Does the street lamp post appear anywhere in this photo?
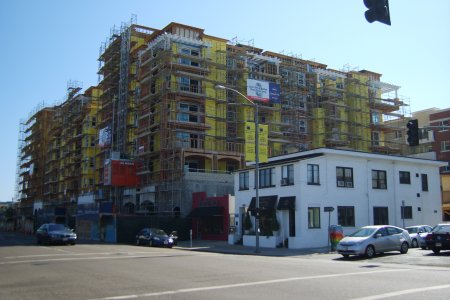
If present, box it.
[215,84,260,253]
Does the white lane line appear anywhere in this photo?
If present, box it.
[0,253,187,265]
[4,251,164,259]
[350,284,450,300]
[87,269,407,300]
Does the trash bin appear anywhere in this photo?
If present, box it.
[329,225,344,251]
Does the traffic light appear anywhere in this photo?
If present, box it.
[364,0,391,25]
[406,119,419,146]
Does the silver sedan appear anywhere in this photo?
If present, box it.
[337,225,411,258]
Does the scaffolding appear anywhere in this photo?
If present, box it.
[15,21,410,222]
[96,19,155,204]
[137,23,242,215]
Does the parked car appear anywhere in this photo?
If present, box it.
[36,223,77,245]
[337,225,411,258]
[425,224,450,254]
[405,225,433,248]
[136,228,174,248]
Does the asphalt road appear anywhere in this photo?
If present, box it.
[1,232,450,300]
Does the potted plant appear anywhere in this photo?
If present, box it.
[270,211,280,235]
[243,212,252,234]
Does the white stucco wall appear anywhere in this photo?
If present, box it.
[232,149,444,249]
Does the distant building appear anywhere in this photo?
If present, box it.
[410,108,450,220]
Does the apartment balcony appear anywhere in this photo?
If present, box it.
[369,97,403,113]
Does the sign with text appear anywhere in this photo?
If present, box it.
[244,122,268,163]
[247,79,280,103]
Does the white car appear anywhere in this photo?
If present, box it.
[405,225,433,248]
[337,225,411,258]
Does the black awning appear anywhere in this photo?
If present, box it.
[277,196,296,210]
[188,206,224,218]
[248,195,278,213]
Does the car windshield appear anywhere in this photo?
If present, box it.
[432,225,450,234]
[48,224,68,231]
[152,229,168,236]
[406,227,418,234]
[349,227,377,237]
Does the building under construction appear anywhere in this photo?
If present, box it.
[15,20,409,237]
[136,22,408,217]
[95,20,155,215]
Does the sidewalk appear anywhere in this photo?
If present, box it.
[174,240,332,257]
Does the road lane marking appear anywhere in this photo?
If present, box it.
[86,269,407,300]
[0,253,191,265]
[4,251,165,259]
[350,284,450,299]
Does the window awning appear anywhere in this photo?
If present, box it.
[248,195,278,213]
[188,206,224,218]
[277,196,296,210]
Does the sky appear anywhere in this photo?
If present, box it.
[0,0,449,202]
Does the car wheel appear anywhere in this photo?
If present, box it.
[365,245,375,258]
[412,239,418,248]
[400,242,409,254]
[432,248,441,254]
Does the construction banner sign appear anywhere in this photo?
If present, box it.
[244,122,268,163]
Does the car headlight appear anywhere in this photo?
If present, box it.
[169,238,173,243]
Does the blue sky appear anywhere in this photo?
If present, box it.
[1,0,449,202]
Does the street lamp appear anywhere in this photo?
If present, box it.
[215,84,260,253]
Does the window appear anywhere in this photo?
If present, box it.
[239,172,249,190]
[281,164,294,185]
[177,103,199,123]
[308,207,320,229]
[372,131,380,146]
[307,164,320,185]
[372,170,387,189]
[180,47,200,67]
[441,140,450,151]
[297,119,307,133]
[401,206,413,219]
[373,207,389,225]
[259,168,275,188]
[421,174,428,191]
[371,112,380,124]
[297,72,306,87]
[399,171,410,184]
[179,77,200,93]
[338,206,355,227]
[336,167,353,188]
[437,119,449,131]
[394,130,403,139]
[176,132,190,148]
[387,227,403,235]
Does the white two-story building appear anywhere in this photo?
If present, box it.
[229,148,445,249]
